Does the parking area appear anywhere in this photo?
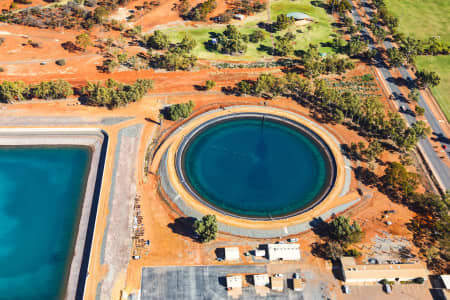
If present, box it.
[141,265,305,300]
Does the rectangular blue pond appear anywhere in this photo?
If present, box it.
[0,146,91,300]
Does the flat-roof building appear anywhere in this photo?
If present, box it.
[253,274,270,287]
[224,247,239,261]
[226,275,242,289]
[270,277,283,291]
[293,279,305,291]
[267,244,301,261]
[341,257,428,284]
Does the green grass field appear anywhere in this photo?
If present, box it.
[415,55,450,121]
[162,0,335,61]
[384,0,449,41]
[384,0,449,121]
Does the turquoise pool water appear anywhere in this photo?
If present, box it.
[181,117,333,219]
[0,146,91,300]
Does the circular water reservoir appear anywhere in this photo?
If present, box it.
[179,115,336,219]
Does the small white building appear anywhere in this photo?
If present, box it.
[293,278,305,291]
[234,14,245,20]
[226,275,242,289]
[254,249,266,257]
[253,274,270,287]
[267,244,301,261]
[224,247,240,261]
[271,277,283,291]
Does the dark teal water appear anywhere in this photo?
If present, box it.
[0,146,91,300]
[182,118,331,218]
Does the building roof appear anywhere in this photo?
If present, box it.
[224,247,239,261]
[270,277,283,290]
[341,257,428,282]
[293,279,305,291]
[267,244,301,261]
[253,274,270,286]
[441,275,450,289]
[286,12,313,20]
[226,275,242,288]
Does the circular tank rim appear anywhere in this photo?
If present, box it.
[175,112,337,221]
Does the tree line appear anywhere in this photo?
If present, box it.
[0,80,73,103]
[234,72,430,152]
[0,79,153,109]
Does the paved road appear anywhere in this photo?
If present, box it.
[348,0,450,191]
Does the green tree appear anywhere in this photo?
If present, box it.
[75,33,91,52]
[237,80,254,95]
[193,214,218,243]
[272,14,294,32]
[411,120,431,139]
[337,0,352,12]
[364,140,383,162]
[117,52,128,64]
[32,80,73,99]
[373,26,388,43]
[415,105,425,116]
[324,241,344,261]
[274,35,294,56]
[383,162,419,199]
[400,37,420,64]
[249,29,265,43]
[408,88,420,102]
[346,35,368,57]
[179,34,197,52]
[165,100,194,120]
[210,25,247,55]
[0,81,28,102]
[93,6,109,24]
[328,216,363,246]
[147,30,169,50]
[415,69,440,89]
[387,47,405,68]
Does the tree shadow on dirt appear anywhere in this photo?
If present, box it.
[168,216,198,241]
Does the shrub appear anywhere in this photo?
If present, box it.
[345,248,362,257]
[14,0,32,4]
[55,59,66,66]
[205,80,215,90]
[164,100,194,120]
[183,0,217,21]
[413,277,425,284]
[0,67,4,72]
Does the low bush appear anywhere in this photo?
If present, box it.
[55,59,66,66]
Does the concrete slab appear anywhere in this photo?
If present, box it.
[141,265,304,300]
